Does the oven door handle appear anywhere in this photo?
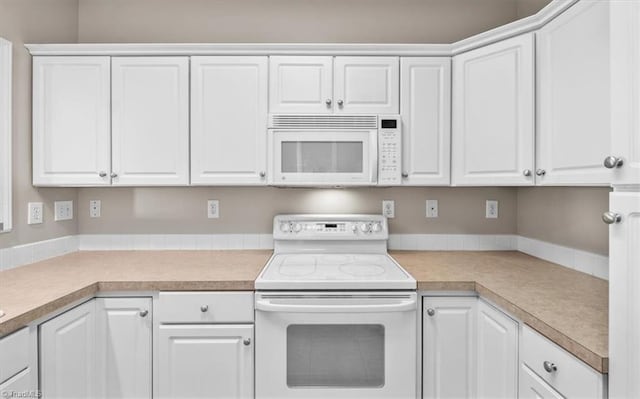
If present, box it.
[255,299,416,313]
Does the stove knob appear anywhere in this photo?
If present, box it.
[279,223,290,233]
[371,223,382,233]
[351,224,358,233]
[293,223,303,233]
[359,223,370,233]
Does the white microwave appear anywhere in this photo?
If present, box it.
[267,114,402,186]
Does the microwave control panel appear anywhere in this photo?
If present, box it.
[378,116,402,185]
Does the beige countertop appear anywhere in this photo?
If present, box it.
[0,249,608,373]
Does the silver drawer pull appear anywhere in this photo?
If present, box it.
[426,308,435,317]
[200,305,209,313]
[243,338,251,346]
[602,212,622,224]
[603,156,623,169]
[139,309,148,317]
[543,361,557,373]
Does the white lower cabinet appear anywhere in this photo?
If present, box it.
[158,324,254,399]
[0,326,37,397]
[519,363,564,399]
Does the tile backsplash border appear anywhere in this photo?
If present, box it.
[0,233,608,280]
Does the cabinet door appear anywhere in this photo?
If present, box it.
[476,300,518,399]
[334,56,399,114]
[536,0,611,185]
[400,57,451,185]
[33,56,111,186]
[40,300,96,399]
[519,364,564,399]
[452,33,535,186]
[609,191,640,399]
[269,56,333,114]
[95,298,152,399]
[158,324,253,399]
[423,297,476,399]
[112,57,189,185]
[0,369,33,396]
[610,1,640,185]
[191,56,268,185]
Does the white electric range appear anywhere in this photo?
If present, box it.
[255,215,417,399]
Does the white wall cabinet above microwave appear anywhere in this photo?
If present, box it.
[33,56,190,187]
[451,33,535,186]
[269,56,399,114]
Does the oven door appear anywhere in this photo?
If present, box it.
[255,292,417,399]
[267,129,378,186]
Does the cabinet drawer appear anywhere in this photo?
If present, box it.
[521,325,604,398]
[158,292,254,323]
[0,327,29,383]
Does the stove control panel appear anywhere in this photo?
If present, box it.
[274,215,388,240]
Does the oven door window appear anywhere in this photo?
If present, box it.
[286,324,385,388]
[281,141,364,173]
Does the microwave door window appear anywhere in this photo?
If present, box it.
[281,141,364,173]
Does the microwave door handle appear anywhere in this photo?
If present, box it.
[371,131,378,183]
[255,299,416,313]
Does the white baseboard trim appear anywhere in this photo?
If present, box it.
[0,233,609,280]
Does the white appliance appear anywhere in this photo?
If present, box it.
[267,115,401,186]
[255,214,417,399]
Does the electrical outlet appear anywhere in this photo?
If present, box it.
[486,200,499,219]
[27,202,43,224]
[208,200,219,219]
[54,200,73,221]
[426,200,438,218]
[382,200,395,218]
[89,200,101,218]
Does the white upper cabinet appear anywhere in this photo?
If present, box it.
[400,57,451,185]
[269,56,333,114]
[452,33,535,186]
[334,56,399,114]
[536,0,611,185]
[610,0,640,186]
[191,56,268,185]
[33,56,111,186]
[112,57,190,186]
[269,56,399,114]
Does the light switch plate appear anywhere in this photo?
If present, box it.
[208,200,219,219]
[89,200,101,218]
[426,200,438,218]
[382,200,395,218]
[54,200,73,221]
[28,202,43,224]
[486,200,498,219]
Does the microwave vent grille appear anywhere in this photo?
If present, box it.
[270,114,378,129]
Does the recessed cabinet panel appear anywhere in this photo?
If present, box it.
[400,57,451,185]
[33,56,111,186]
[519,364,564,399]
[452,33,535,186]
[269,56,333,114]
[334,56,399,114]
[191,56,268,185]
[112,57,190,185]
[536,0,611,185]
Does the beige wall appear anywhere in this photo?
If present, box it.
[78,187,517,234]
[0,0,79,249]
[517,187,611,255]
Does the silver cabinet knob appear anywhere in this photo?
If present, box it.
[99,171,107,177]
[402,172,409,178]
[603,156,624,169]
[535,169,546,176]
[337,99,344,107]
[543,361,557,373]
[259,171,266,178]
[243,338,251,346]
[602,212,622,224]
[200,305,209,313]
[110,172,118,178]
[523,169,532,177]
[426,308,435,317]
[325,99,332,107]
[139,310,148,317]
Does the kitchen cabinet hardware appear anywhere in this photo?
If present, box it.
[523,169,532,177]
[602,212,622,224]
[110,172,118,178]
[325,99,332,107]
[243,338,251,346]
[98,171,107,177]
[426,308,435,316]
[200,304,209,312]
[603,156,624,169]
[139,309,148,317]
[401,172,408,178]
[535,169,546,176]
[337,99,344,107]
[259,171,266,178]
[543,361,558,373]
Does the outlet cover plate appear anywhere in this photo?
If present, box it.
[486,200,498,219]
[208,200,219,219]
[54,200,73,221]
[89,200,101,218]
[27,202,43,224]
[426,200,438,218]
[382,200,395,218]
